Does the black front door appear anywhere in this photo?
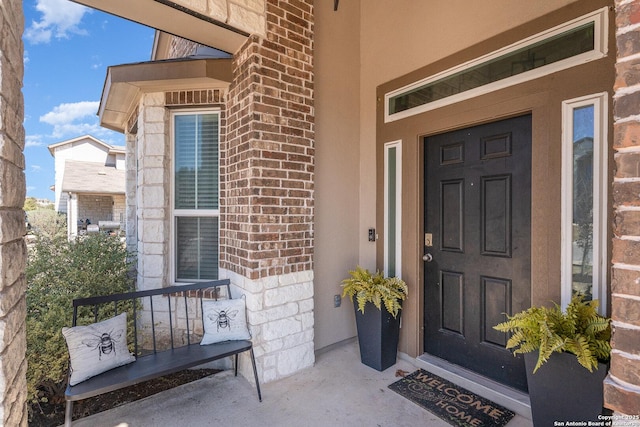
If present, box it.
[424,114,532,392]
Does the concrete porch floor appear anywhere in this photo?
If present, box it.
[69,339,533,427]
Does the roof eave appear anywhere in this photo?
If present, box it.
[99,58,233,133]
[69,0,249,54]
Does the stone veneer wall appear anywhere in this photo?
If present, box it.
[170,0,266,37]
[125,132,138,255]
[124,89,227,345]
[169,37,198,59]
[220,0,315,382]
[220,268,315,382]
[0,0,27,425]
[605,0,640,416]
[77,194,125,225]
[132,92,171,292]
[128,89,226,292]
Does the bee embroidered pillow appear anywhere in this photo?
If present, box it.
[201,298,251,345]
[62,312,135,386]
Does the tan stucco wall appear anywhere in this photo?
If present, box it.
[313,0,362,349]
[367,0,612,358]
[313,0,616,355]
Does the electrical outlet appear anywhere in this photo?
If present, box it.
[334,294,341,307]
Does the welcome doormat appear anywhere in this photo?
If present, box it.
[388,369,515,427]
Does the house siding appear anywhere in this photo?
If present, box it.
[605,0,640,415]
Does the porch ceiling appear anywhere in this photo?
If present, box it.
[99,57,233,133]
[70,0,249,53]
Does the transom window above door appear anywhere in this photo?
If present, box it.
[385,7,608,122]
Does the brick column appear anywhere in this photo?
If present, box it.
[221,0,315,382]
[0,0,28,425]
[605,0,640,416]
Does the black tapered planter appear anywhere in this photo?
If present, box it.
[524,351,608,426]
[353,300,401,371]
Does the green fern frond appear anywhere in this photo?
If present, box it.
[341,266,408,318]
[585,317,610,336]
[493,295,611,372]
[565,335,597,372]
[592,338,612,361]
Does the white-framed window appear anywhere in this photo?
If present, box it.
[561,92,608,312]
[385,7,609,123]
[384,140,402,278]
[171,110,220,282]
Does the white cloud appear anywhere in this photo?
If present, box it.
[40,101,101,138]
[40,101,98,125]
[25,135,45,148]
[31,165,42,172]
[24,0,89,44]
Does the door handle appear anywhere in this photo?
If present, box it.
[423,253,433,262]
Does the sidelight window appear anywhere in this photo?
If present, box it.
[561,93,608,312]
[384,141,402,278]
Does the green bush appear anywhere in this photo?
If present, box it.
[26,209,67,240]
[26,232,136,404]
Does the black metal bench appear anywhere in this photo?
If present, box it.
[64,280,261,426]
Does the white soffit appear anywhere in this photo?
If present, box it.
[70,0,249,54]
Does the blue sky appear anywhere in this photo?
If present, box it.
[23,0,155,201]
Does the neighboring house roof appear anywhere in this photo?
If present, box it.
[61,160,125,194]
[48,135,124,156]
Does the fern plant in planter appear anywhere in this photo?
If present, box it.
[494,295,611,425]
[342,266,408,371]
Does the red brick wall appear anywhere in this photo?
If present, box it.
[605,0,640,415]
[221,0,314,280]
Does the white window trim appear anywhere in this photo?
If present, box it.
[385,7,609,123]
[170,109,221,283]
[560,92,608,313]
[384,140,402,278]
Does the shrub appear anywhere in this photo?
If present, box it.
[26,209,66,240]
[26,232,136,405]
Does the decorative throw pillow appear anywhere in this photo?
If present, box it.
[62,312,135,386]
[201,298,251,345]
